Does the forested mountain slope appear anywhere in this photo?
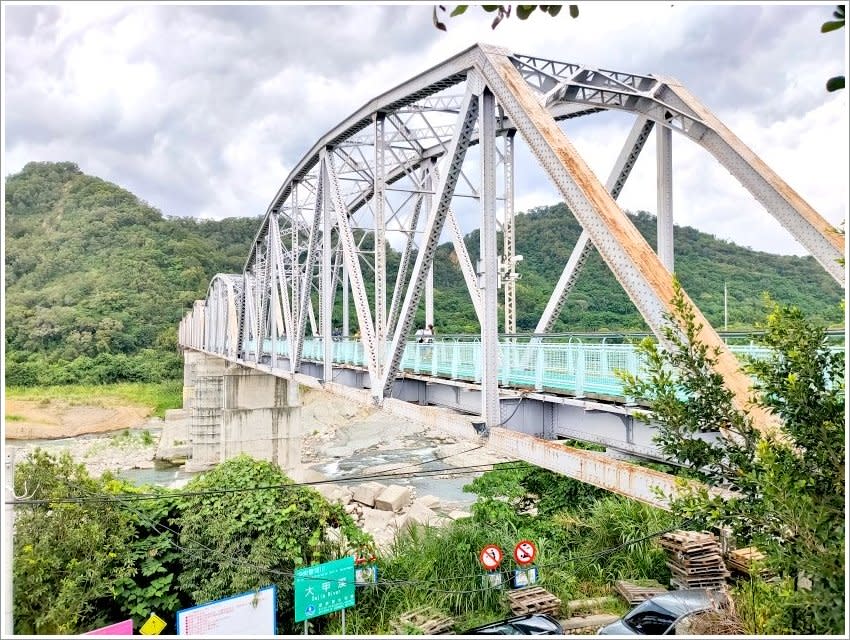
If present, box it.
[5,162,259,384]
[434,204,843,333]
[5,162,842,385]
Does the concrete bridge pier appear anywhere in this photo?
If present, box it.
[220,365,302,472]
[182,349,207,411]
[186,354,227,471]
[184,354,303,473]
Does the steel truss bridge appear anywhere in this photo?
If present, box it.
[179,44,842,505]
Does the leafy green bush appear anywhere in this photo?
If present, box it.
[174,456,371,634]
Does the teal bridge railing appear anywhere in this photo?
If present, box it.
[243,337,806,401]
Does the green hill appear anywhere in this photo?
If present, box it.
[4,162,843,386]
[4,162,259,385]
[433,203,844,333]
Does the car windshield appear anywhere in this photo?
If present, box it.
[512,617,559,634]
[469,623,525,635]
[623,600,677,635]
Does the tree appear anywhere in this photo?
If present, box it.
[433,4,577,31]
[12,451,138,634]
[620,281,844,634]
[175,456,373,634]
[822,4,845,91]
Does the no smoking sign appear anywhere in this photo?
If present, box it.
[479,544,504,570]
[513,540,537,566]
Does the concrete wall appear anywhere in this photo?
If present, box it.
[186,354,227,471]
[221,365,302,471]
[182,349,206,410]
[182,351,302,473]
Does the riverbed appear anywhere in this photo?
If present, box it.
[5,387,511,509]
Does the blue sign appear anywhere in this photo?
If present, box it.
[294,557,355,623]
[513,566,539,588]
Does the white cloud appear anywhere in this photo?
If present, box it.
[3,2,846,260]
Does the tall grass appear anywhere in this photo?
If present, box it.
[5,381,183,418]
[329,520,518,634]
[559,496,675,587]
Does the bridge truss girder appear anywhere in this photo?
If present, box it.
[180,43,843,437]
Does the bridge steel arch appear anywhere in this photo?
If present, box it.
[180,43,843,438]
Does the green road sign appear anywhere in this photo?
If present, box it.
[294,556,355,623]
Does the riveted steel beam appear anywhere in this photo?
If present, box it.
[476,45,780,435]
[378,82,480,400]
[656,125,674,271]
[535,116,655,335]
[479,87,501,427]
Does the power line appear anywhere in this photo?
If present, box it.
[7,451,520,507]
[62,474,692,594]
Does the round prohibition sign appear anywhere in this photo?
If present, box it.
[479,544,504,570]
[513,539,537,565]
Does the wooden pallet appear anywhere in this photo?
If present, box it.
[391,607,454,635]
[507,586,562,616]
[660,531,719,553]
[727,547,768,576]
[614,580,668,605]
[671,552,725,567]
[666,560,729,578]
[670,577,728,590]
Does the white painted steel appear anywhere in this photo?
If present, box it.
[479,87,501,427]
[656,124,674,272]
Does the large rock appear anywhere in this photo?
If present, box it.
[155,412,191,462]
[360,507,396,537]
[448,510,471,520]
[403,502,441,527]
[374,484,411,512]
[315,484,352,506]
[413,495,441,510]
[352,481,387,507]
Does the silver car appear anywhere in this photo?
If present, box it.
[598,589,725,635]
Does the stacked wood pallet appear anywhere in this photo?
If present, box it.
[507,586,562,616]
[660,530,729,590]
[391,607,454,635]
[614,579,668,605]
[727,546,770,577]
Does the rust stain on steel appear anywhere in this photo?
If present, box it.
[489,428,733,511]
[665,79,845,256]
[484,53,780,437]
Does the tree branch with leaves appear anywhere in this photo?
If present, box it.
[620,281,844,634]
[433,4,578,31]
[821,4,845,91]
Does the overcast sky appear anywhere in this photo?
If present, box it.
[3,2,847,256]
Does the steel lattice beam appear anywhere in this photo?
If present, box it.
[476,44,781,433]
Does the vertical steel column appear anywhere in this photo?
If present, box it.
[374,114,387,352]
[502,132,517,334]
[425,161,430,326]
[656,124,674,271]
[270,217,279,369]
[479,87,500,427]
[426,266,434,328]
[290,182,300,349]
[254,250,265,364]
[321,156,334,382]
[342,266,350,337]
[424,162,435,330]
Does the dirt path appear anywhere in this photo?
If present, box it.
[4,399,151,440]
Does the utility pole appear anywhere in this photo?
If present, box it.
[3,447,17,636]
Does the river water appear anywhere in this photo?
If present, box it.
[9,425,485,508]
